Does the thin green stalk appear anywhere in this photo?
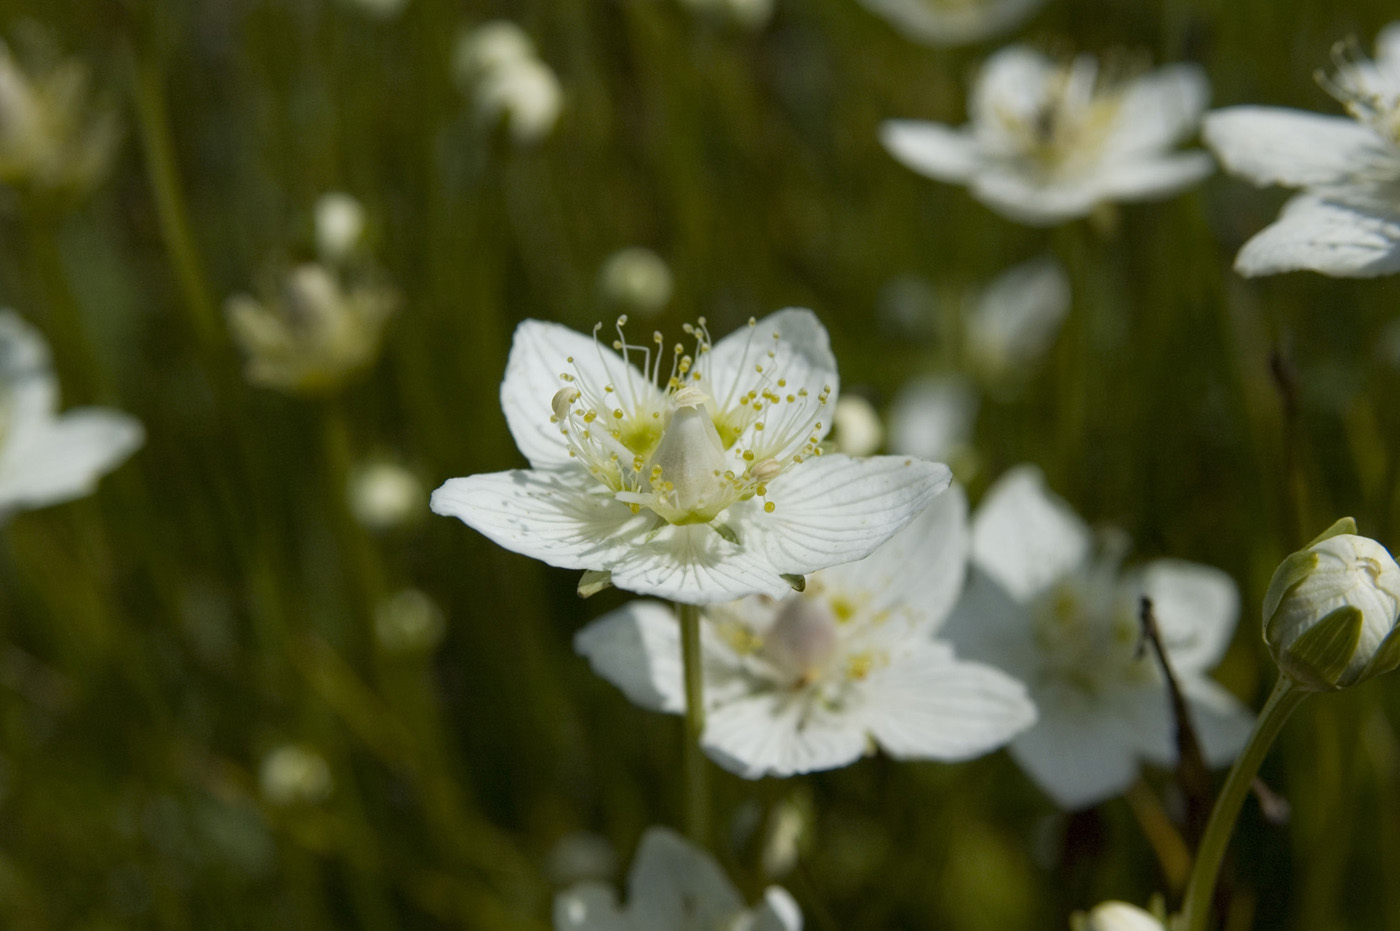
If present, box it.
[677,601,709,844]
[1179,678,1309,931]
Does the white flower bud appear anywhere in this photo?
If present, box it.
[315,192,367,263]
[259,745,332,806]
[831,395,884,456]
[598,247,673,316]
[762,597,840,684]
[348,460,424,532]
[452,21,536,92]
[1262,518,1400,691]
[473,56,562,146]
[342,0,409,19]
[1072,901,1164,931]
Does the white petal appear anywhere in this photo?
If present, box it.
[940,568,1042,681]
[608,522,798,603]
[1203,107,1393,189]
[859,0,1046,47]
[1234,193,1400,277]
[970,46,1058,144]
[1106,65,1210,157]
[1081,901,1166,931]
[970,465,1091,602]
[880,120,981,183]
[626,827,746,928]
[742,454,953,580]
[703,690,870,778]
[887,375,978,462]
[704,308,839,442]
[1096,151,1214,202]
[0,410,144,513]
[1010,689,1143,809]
[969,168,1101,225]
[818,482,969,631]
[1379,21,1400,73]
[574,601,687,714]
[863,643,1035,761]
[499,319,660,471]
[965,258,1070,381]
[1134,559,1239,672]
[1181,677,1252,768]
[752,887,804,931]
[554,883,631,931]
[430,469,651,571]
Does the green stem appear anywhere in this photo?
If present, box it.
[1179,677,1309,931]
[677,601,709,844]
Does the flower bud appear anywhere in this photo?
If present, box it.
[1071,901,1164,931]
[315,192,366,263]
[348,459,424,532]
[259,744,332,806]
[598,247,673,316]
[1262,518,1400,691]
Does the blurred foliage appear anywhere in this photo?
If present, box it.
[1,0,1399,928]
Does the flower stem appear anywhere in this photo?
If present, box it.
[1178,677,1309,931]
[677,601,709,844]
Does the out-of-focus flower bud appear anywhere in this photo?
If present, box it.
[830,395,884,456]
[348,459,423,531]
[0,37,118,200]
[259,745,332,806]
[451,21,536,91]
[473,56,562,146]
[226,262,397,395]
[1071,901,1165,931]
[1262,518,1400,692]
[315,192,366,264]
[598,247,673,316]
[374,588,446,655]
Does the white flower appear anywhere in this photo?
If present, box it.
[830,395,884,456]
[315,192,367,264]
[888,374,978,463]
[432,310,951,603]
[942,466,1252,809]
[962,257,1070,392]
[454,22,561,146]
[882,46,1212,225]
[1073,901,1165,931]
[1262,518,1400,691]
[348,459,424,531]
[452,21,537,89]
[0,310,142,517]
[574,487,1035,777]
[1203,23,1400,277]
[599,247,674,316]
[555,826,801,931]
[259,744,333,806]
[858,0,1048,48]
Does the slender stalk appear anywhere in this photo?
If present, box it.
[677,601,709,844]
[1179,678,1309,931]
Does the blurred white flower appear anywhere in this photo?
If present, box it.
[0,37,119,199]
[374,588,447,654]
[226,262,398,395]
[882,46,1212,225]
[942,465,1252,809]
[888,375,978,463]
[432,310,950,603]
[555,827,800,931]
[858,0,1047,48]
[0,311,143,518]
[454,22,561,146]
[341,0,409,18]
[1073,901,1165,931]
[679,0,777,30]
[259,744,332,806]
[575,487,1035,777]
[546,831,619,887]
[452,20,537,89]
[348,459,424,531]
[963,257,1070,391]
[830,395,884,456]
[314,192,367,264]
[598,247,674,316]
[1204,23,1400,277]
[1262,518,1400,691]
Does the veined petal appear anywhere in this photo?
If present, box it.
[500,318,660,470]
[1234,193,1400,277]
[880,120,981,183]
[862,642,1035,761]
[608,523,799,602]
[574,601,687,714]
[1203,107,1393,189]
[430,469,652,571]
[0,409,144,513]
[743,454,952,580]
[1134,559,1239,673]
[626,828,746,928]
[1096,151,1214,202]
[970,465,1091,603]
[1010,689,1143,809]
[1107,64,1210,157]
[703,690,870,778]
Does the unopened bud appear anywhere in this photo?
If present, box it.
[1071,901,1164,931]
[598,247,673,316]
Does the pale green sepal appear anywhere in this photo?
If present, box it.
[577,569,613,598]
[1261,550,1320,629]
[1362,626,1400,682]
[712,522,741,545]
[1281,605,1363,691]
[1305,516,1358,548]
[780,573,806,593]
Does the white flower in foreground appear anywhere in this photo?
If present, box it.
[942,466,1252,809]
[1262,517,1400,691]
[556,826,800,931]
[433,310,950,603]
[0,311,142,517]
[1072,901,1165,931]
[1203,23,1400,277]
[882,46,1212,225]
[575,487,1035,777]
[858,0,1047,48]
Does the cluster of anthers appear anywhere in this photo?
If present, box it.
[548,316,832,526]
[997,56,1130,175]
[1317,38,1400,147]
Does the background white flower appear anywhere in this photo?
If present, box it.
[0,310,143,517]
[555,826,801,931]
[1204,22,1400,277]
[942,465,1252,809]
[432,310,950,604]
[1072,900,1166,931]
[453,20,562,146]
[575,486,1036,778]
[858,0,1047,49]
[882,45,1212,225]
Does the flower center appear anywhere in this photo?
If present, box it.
[1030,571,1147,694]
[1319,38,1400,147]
[549,316,831,525]
[762,597,842,685]
[993,56,1127,176]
